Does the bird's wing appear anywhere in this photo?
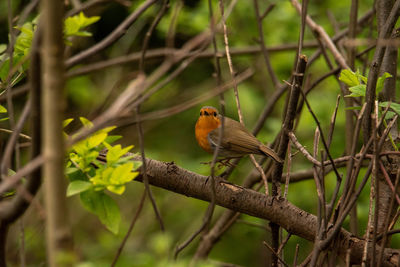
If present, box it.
[208,117,262,155]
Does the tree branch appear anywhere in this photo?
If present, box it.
[131,157,400,266]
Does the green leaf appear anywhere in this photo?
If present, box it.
[0,105,7,113]
[111,162,138,184]
[79,117,93,127]
[385,111,396,120]
[0,59,10,82]
[65,166,79,175]
[80,190,120,234]
[67,180,92,196]
[78,12,100,28]
[379,102,400,116]
[0,117,9,122]
[64,12,100,38]
[107,145,133,164]
[72,142,89,156]
[87,132,107,148]
[339,69,359,87]
[106,185,125,195]
[345,84,366,97]
[355,70,368,84]
[63,118,74,128]
[376,72,393,94]
[0,44,6,54]
[344,106,362,111]
[105,135,122,144]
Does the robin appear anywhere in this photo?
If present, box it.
[195,106,283,163]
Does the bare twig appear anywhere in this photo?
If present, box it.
[135,107,164,231]
[0,156,44,195]
[111,190,146,266]
[263,241,290,267]
[139,0,169,72]
[66,0,158,67]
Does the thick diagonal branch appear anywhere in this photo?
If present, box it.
[133,157,399,266]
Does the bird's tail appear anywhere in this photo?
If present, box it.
[259,145,283,163]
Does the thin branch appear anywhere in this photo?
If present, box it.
[111,190,146,266]
[139,0,169,72]
[136,107,164,232]
[66,0,158,67]
[263,241,290,267]
[252,0,280,88]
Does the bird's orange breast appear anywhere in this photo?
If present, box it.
[195,115,221,153]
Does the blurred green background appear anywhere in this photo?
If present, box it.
[1,0,399,266]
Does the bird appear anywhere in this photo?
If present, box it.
[195,106,283,163]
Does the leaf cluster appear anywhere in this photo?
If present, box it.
[65,117,142,234]
[0,12,99,87]
[339,69,400,119]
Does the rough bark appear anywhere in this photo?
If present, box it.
[133,157,400,266]
[41,0,73,265]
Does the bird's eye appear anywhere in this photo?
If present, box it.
[213,112,217,117]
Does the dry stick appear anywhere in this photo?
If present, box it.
[111,190,146,267]
[0,155,44,195]
[337,104,367,217]
[218,0,243,123]
[310,129,325,266]
[0,102,31,178]
[288,132,321,166]
[371,103,381,267]
[377,169,400,265]
[299,89,342,183]
[0,129,31,140]
[66,0,157,67]
[136,107,164,231]
[362,0,400,143]
[291,0,349,69]
[362,166,376,266]
[252,0,280,88]
[165,0,182,48]
[377,229,400,242]
[293,244,300,266]
[283,142,291,199]
[67,42,318,77]
[263,242,290,267]
[271,55,307,265]
[175,0,222,259]
[277,232,292,255]
[379,162,400,205]
[127,69,253,123]
[139,0,169,72]
[347,0,358,70]
[66,0,121,17]
[134,0,168,233]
